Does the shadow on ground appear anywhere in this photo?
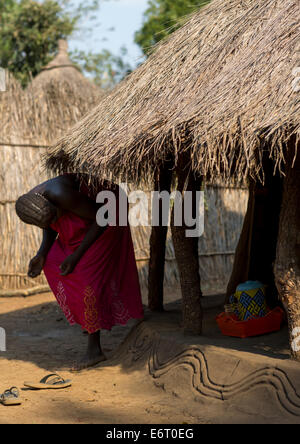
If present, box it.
[0,290,290,375]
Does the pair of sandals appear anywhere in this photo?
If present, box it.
[0,374,72,406]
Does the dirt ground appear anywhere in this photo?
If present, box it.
[0,287,297,424]
[0,287,211,424]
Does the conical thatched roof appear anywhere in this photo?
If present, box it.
[31,39,97,91]
[26,40,103,146]
[0,72,25,144]
[45,0,300,185]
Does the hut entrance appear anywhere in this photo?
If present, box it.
[226,157,284,309]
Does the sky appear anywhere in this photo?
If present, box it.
[69,0,150,68]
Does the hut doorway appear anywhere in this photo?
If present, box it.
[148,160,173,312]
[226,157,284,309]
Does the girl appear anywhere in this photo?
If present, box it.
[15,174,144,370]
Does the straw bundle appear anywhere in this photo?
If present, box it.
[0,73,48,293]
[25,40,103,147]
[0,42,103,294]
[177,1,300,182]
[45,0,299,185]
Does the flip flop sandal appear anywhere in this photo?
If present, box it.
[0,387,21,406]
[23,373,72,390]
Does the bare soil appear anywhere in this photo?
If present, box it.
[0,287,296,424]
[0,287,208,424]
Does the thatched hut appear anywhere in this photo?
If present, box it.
[0,41,102,296]
[0,72,49,295]
[45,0,263,179]
[45,0,258,320]
[26,40,102,147]
[45,0,300,356]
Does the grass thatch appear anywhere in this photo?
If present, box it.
[45,0,300,185]
[32,40,86,88]
[0,76,248,294]
[0,73,24,145]
[25,40,103,147]
[0,74,48,292]
[0,43,103,292]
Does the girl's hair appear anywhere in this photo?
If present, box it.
[15,193,57,228]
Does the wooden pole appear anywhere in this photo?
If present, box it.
[171,155,203,335]
[274,143,300,360]
[148,162,173,311]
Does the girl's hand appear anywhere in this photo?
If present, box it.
[28,254,46,278]
[60,254,79,276]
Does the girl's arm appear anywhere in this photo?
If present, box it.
[38,228,58,257]
[59,222,107,276]
[44,179,100,220]
[44,178,111,276]
[28,228,57,278]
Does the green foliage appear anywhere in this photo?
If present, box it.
[0,0,211,89]
[0,0,131,89]
[135,0,210,56]
[0,0,76,86]
[71,47,132,90]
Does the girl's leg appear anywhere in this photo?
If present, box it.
[87,330,103,357]
[72,330,107,371]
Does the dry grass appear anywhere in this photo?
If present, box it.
[45,0,300,186]
[0,75,248,292]
[0,43,103,291]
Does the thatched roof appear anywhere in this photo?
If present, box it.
[31,40,97,91]
[0,73,25,144]
[25,40,103,146]
[45,0,299,184]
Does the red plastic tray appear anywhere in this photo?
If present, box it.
[216,307,284,338]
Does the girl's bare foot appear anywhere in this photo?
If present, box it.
[71,330,106,371]
[71,351,106,372]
